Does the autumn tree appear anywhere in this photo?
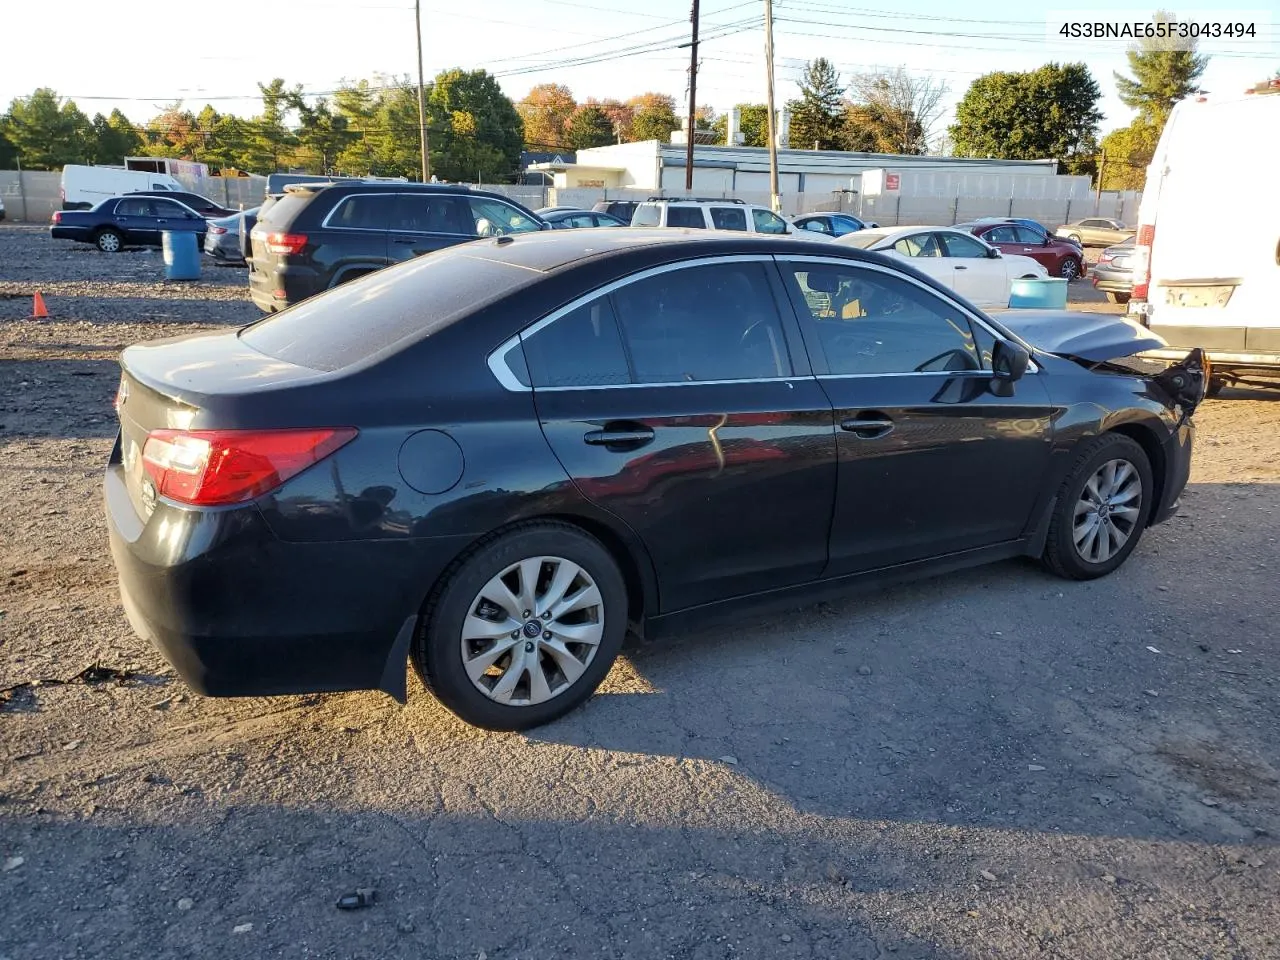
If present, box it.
[846,67,947,154]
[517,83,576,149]
[628,92,678,142]
[587,98,632,142]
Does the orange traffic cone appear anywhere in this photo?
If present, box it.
[31,291,49,319]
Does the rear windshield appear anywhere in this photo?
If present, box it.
[239,252,535,371]
[839,234,881,249]
[256,192,314,228]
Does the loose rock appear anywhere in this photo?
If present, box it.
[177,898,194,911]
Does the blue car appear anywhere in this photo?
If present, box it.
[51,196,207,253]
[791,213,878,237]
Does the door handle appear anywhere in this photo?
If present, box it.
[392,238,419,245]
[954,265,967,271]
[583,422,655,450]
[839,415,895,439]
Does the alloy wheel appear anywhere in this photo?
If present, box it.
[98,232,121,253]
[1073,458,1142,564]
[459,556,605,706]
[1060,258,1080,280]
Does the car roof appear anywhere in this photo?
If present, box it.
[842,225,955,243]
[437,227,875,275]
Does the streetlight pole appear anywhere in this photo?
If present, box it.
[763,0,780,213]
[415,0,431,182]
[685,0,700,192]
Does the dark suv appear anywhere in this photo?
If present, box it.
[248,182,547,311]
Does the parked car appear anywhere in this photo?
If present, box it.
[630,198,830,238]
[957,221,1086,280]
[1128,88,1280,393]
[972,217,1069,242]
[792,213,879,236]
[247,182,548,311]
[106,229,1207,730]
[51,196,207,252]
[1091,236,1135,304]
[592,200,641,224]
[204,206,261,264]
[0,195,5,221]
[539,209,628,229]
[127,190,234,219]
[838,226,1048,309]
[61,164,184,210]
[1055,218,1136,247]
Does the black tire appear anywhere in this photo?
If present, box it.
[1105,291,1131,305]
[1041,433,1154,581]
[94,228,123,253]
[1067,232,1082,245]
[1059,257,1081,281]
[412,521,629,730]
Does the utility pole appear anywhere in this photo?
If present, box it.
[1094,151,1106,211]
[685,0,700,191]
[415,0,431,182]
[763,0,780,213]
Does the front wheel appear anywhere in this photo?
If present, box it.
[1059,257,1081,281]
[95,228,123,253]
[412,522,629,730]
[1041,433,1154,580]
[1067,233,1082,244]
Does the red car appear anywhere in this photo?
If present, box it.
[958,221,1086,281]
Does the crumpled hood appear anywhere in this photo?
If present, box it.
[991,310,1168,362]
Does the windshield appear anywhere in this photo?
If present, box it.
[840,234,883,249]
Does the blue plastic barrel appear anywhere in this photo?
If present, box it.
[161,231,201,281]
[1008,277,1067,309]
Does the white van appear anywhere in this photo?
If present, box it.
[61,165,184,210]
[1128,83,1280,390]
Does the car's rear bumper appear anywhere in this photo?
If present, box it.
[248,263,324,311]
[104,450,467,701]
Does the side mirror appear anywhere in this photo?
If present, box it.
[987,247,1001,259]
[991,340,1030,395]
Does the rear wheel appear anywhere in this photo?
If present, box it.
[1042,434,1153,580]
[1059,257,1081,281]
[1067,232,1082,244]
[412,522,628,730]
[1106,291,1131,304]
[95,228,123,253]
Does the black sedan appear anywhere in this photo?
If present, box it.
[127,189,235,218]
[538,208,628,229]
[105,231,1207,730]
[52,196,207,252]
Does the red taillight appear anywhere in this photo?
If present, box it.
[52,211,62,224]
[209,225,228,235]
[264,232,307,255]
[1132,223,1154,300]
[141,427,357,506]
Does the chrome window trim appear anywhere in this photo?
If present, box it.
[487,254,786,392]
[774,253,1040,374]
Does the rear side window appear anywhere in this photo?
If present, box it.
[326,194,394,230]
[391,194,469,234]
[631,204,661,227]
[521,298,630,388]
[240,253,534,371]
[115,198,152,216]
[666,206,706,229]
[257,192,313,228]
[893,233,941,257]
[1014,226,1046,244]
[710,207,747,231]
[611,262,791,382]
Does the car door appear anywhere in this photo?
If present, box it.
[777,256,1054,575]
[151,199,204,240]
[468,196,544,238]
[935,230,1009,307]
[709,206,748,232]
[386,192,462,262]
[796,217,833,237]
[751,208,789,235]
[520,257,838,612]
[110,197,155,244]
[886,231,953,291]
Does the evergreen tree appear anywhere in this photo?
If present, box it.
[788,58,844,149]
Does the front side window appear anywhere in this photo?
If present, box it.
[611,262,791,383]
[751,208,787,234]
[939,232,989,259]
[799,218,831,234]
[521,298,630,388]
[468,197,541,236]
[830,216,862,236]
[893,233,941,257]
[666,206,706,228]
[985,226,1018,245]
[710,207,748,231]
[152,199,191,218]
[328,194,395,231]
[784,263,982,375]
[1013,226,1047,244]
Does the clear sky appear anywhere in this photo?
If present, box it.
[4,0,1276,142]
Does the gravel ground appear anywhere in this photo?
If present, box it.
[2,223,1280,960]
